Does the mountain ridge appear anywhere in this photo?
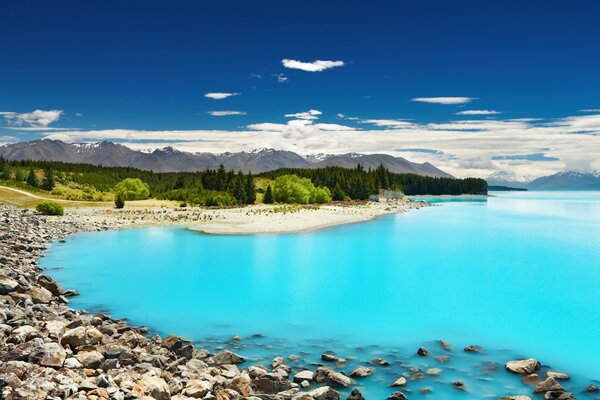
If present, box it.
[0,139,453,178]
[488,170,600,191]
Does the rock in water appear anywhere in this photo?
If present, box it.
[543,392,574,399]
[500,397,532,400]
[307,386,340,400]
[505,358,541,375]
[546,371,570,380]
[321,351,337,362]
[347,388,365,400]
[207,350,245,365]
[417,347,429,356]
[293,370,314,383]
[349,366,373,378]
[329,371,352,387]
[391,377,407,387]
[388,391,408,400]
[534,377,564,393]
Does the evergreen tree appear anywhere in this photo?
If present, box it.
[244,173,256,204]
[26,168,39,188]
[42,167,56,191]
[231,172,247,204]
[114,193,125,208]
[174,175,185,189]
[14,168,24,181]
[263,185,274,204]
[332,182,346,201]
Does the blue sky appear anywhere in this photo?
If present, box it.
[1,0,600,179]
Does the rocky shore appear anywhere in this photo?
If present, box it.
[1,205,598,400]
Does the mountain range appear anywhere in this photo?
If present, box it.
[0,139,453,177]
[488,170,600,191]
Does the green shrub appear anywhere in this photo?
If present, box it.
[114,194,125,209]
[114,178,150,200]
[272,175,331,204]
[36,200,64,216]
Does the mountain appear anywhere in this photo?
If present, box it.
[527,171,600,191]
[0,139,452,177]
[486,171,529,188]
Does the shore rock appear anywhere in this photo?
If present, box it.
[28,342,66,367]
[0,275,19,294]
[134,375,171,400]
[207,350,246,365]
[505,358,541,375]
[534,377,564,393]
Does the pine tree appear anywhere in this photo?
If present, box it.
[263,185,274,204]
[231,172,247,204]
[244,173,256,204]
[174,175,184,189]
[332,182,346,201]
[42,167,55,191]
[26,168,39,188]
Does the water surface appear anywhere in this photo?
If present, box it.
[43,192,600,398]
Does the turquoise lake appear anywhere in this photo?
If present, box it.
[42,192,600,399]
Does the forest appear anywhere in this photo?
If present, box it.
[0,158,487,205]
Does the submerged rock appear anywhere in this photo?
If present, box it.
[321,351,337,362]
[347,388,365,400]
[391,377,407,387]
[505,358,541,375]
[329,371,352,388]
[293,370,314,383]
[544,392,574,399]
[417,347,429,356]
[546,371,570,380]
[534,377,564,393]
[349,366,373,378]
[464,344,484,353]
[388,391,408,400]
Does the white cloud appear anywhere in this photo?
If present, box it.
[0,135,17,141]
[34,112,600,180]
[1,109,63,127]
[580,109,600,113]
[204,92,240,100]
[273,73,288,83]
[412,97,475,105]
[456,110,501,115]
[207,111,246,117]
[284,110,322,120]
[282,59,345,72]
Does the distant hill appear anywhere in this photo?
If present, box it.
[527,171,600,191]
[488,185,528,191]
[487,170,600,191]
[0,139,452,178]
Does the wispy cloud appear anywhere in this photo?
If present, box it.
[581,109,600,113]
[207,111,246,117]
[282,59,345,72]
[1,109,63,127]
[361,119,414,128]
[412,97,475,105]
[284,110,322,120]
[204,92,240,100]
[456,110,500,115]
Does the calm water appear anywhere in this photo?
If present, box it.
[43,192,600,398]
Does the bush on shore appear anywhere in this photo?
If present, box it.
[114,194,125,209]
[272,175,332,204]
[36,200,64,216]
[114,178,150,200]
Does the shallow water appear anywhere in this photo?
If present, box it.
[43,192,600,398]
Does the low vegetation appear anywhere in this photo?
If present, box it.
[0,157,487,208]
[35,200,64,216]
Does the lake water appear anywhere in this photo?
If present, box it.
[42,192,600,399]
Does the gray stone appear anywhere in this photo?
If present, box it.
[505,358,541,375]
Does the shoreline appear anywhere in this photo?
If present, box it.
[0,204,596,400]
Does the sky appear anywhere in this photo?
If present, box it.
[1,0,599,179]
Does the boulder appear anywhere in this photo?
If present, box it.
[252,374,292,394]
[293,370,314,383]
[64,357,83,368]
[544,392,574,400]
[372,357,390,366]
[328,371,352,388]
[347,388,364,400]
[417,347,428,356]
[505,359,541,375]
[321,351,337,362]
[391,377,407,387]
[534,377,564,393]
[207,350,245,365]
[133,375,171,400]
[314,366,334,383]
[546,371,570,380]
[75,350,105,369]
[388,392,408,400]
[28,342,66,368]
[307,386,340,400]
[182,380,213,398]
[25,286,53,303]
[0,275,19,295]
[60,326,103,349]
[349,366,373,378]
[37,275,65,296]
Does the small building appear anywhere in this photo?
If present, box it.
[370,189,405,202]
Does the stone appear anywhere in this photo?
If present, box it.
[75,350,105,369]
[585,384,599,392]
[0,275,19,295]
[64,357,83,368]
[293,370,314,382]
[25,286,54,303]
[426,368,441,376]
[162,334,185,351]
[523,373,540,383]
[328,371,352,388]
[314,366,334,383]
[372,357,390,366]
[252,374,292,394]
[544,392,574,400]
[44,320,66,340]
[28,342,66,367]
[349,366,373,378]
[347,388,364,400]
[271,356,286,369]
[534,377,564,393]
[37,275,65,296]
[505,358,541,375]
[307,386,340,400]
[500,397,532,400]
[417,347,428,356]
[207,350,245,365]
[182,380,213,398]
[321,351,337,362]
[546,371,570,380]
[133,375,171,400]
[438,340,453,350]
[464,345,484,353]
[387,392,408,400]
[60,326,103,349]
[391,377,407,387]
[453,381,465,390]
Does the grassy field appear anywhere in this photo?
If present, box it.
[0,185,177,209]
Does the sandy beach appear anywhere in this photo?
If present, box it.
[33,199,429,235]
